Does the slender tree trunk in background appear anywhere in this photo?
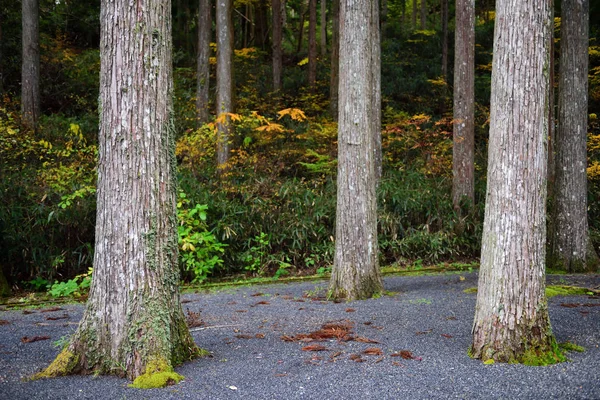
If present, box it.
[547,1,555,189]
[452,0,475,212]
[21,0,40,131]
[272,0,283,92]
[308,0,317,88]
[329,0,339,119]
[296,0,307,55]
[441,0,448,79]
[551,0,599,272]
[39,0,199,381]
[412,0,417,30]
[196,0,212,125]
[216,0,233,170]
[420,0,426,30]
[320,0,327,57]
[243,4,249,48]
[372,0,382,181]
[0,267,10,297]
[0,10,4,96]
[329,0,382,301]
[255,0,269,50]
[381,0,387,38]
[471,0,560,364]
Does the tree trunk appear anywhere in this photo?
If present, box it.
[40,0,199,381]
[412,0,417,30]
[0,10,4,96]
[216,0,233,170]
[381,0,387,38]
[452,0,475,212]
[255,0,269,50]
[272,0,283,92]
[329,0,382,301]
[471,0,560,364]
[320,0,327,58]
[547,1,555,190]
[0,267,10,297]
[550,0,599,272]
[21,0,40,131]
[329,0,339,119]
[308,0,317,88]
[441,0,448,79]
[420,0,426,30]
[372,0,382,181]
[296,0,307,55]
[196,0,212,125]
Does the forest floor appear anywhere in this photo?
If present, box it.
[1,272,599,400]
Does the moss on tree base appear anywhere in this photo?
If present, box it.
[129,359,184,389]
[31,349,79,379]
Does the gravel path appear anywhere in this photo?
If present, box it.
[1,272,599,400]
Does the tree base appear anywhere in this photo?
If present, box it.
[129,358,184,389]
[31,349,79,379]
[470,336,566,366]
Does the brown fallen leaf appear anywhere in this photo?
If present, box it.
[251,292,265,297]
[363,321,372,326]
[392,361,405,367]
[446,316,457,320]
[22,310,35,315]
[227,301,237,305]
[560,303,580,308]
[281,335,295,342]
[580,311,589,315]
[582,303,600,307]
[330,351,342,359]
[235,310,248,313]
[441,334,453,339]
[355,336,380,344]
[40,307,63,313]
[349,353,362,361]
[185,308,203,328]
[301,344,328,352]
[252,301,270,306]
[354,357,365,363]
[345,308,356,313]
[374,357,385,364]
[363,347,383,356]
[391,350,416,360]
[46,314,69,321]
[21,336,51,343]
[0,320,10,325]
[181,299,192,304]
[235,334,254,339]
[416,329,433,335]
[255,333,265,339]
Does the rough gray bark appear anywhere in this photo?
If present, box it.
[372,0,382,181]
[551,0,599,272]
[441,0,448,79]
[471,0,559,363]
[196,0,211,125]
[308,0,317,88]
[42,0,198,380]
[452,0,475,212]
[21,0,40,131]
[216,0,233,170]
[320,0,327,57]
[329,0,382,301]
[272,0,283,92]
[329,0,339,119]
[420,0,426,30]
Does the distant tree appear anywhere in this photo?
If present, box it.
[452,0,475,212]
[272,0,283,92]
[372,0,382,181]
[320,0,327,57]
[550,0,600,272]
[196,0,211,125]
[21,0,40,131]
[329,0,383,300]
[471,0,561,364]
[441,0,448,79]
[216,0,233,170]
[38,0,199,382]
[308,0,317,88]
[412,0,417,29]
[420,0,426,30]
[329,0,339,119]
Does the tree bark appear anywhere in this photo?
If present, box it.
[329,0,339,119]
[452,0,475,212]
[41,0,199,380]
[420,0,426,30]
[196,0,212,125]
[308,0,317,88]
[216,0,233,170]
[296,0,307,55]
[372,0,382,181]
[412,0,417,30]
[272,0,283,92]
[320,0,327,58]
[550,0,599,272]
[471,0,559,364]
[441,0,448,79]
[329,0,382,301]
[21,0,40,131]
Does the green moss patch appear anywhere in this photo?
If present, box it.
[546,285,592,298]
[31,348,79,379]
[559,341,585,353]
[129,358,184,389]
[463,287,478,294]
[520,341,566,366]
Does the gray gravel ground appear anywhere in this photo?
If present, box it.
[1,272,599,400]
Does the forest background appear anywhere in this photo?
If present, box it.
[1,0,600,295]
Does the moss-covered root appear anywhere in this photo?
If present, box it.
[31,349,79,380]
[472,339,566,366]
[129,359,184,389]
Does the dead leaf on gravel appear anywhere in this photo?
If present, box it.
[235,334,255,339]
[446,316,457,320]
[235,310,248,313]
[560,303,579,308]
[363,321,372,326]
[416,329,433,335]
[345,308,356,312]
[251,300,270,307]
[391,350,418,360]
[186,308,204,328]
[374,357,384,364]
[251,292,265,297]
[330,351,342,359]
[46,314,69,321]
[181,299,192,304]
[441,334,453,339]
[255,333,265,339]
[0,320,10,325]
[392,361,405,367]
[582,303,600,307]
[580,311,589,315]
[302,344,328,352]
[363,347,383,356]
[355,336,380,344]
[21,336,50,343]
[282,320,354,343]
[22,310,35,315]
[40,307,63,313]
[349,353,361,361]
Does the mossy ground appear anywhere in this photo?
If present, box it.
[31,349,79,379]
[129,359,184,389]
[520,340,566,366]
[464,285,596,297]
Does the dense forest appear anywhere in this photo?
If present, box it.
[1,0,600,293]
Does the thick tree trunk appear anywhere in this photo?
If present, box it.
[329,0,339,119]
[216,0,233,170]
[547,1,555,190]
[372,0,382,181]
[196,0,212,125]
[550,0,599,272]
[420,0,426,30]
[329,0,382,301]
[452,0,475,212]
[308,0,317,88]
[21,0,40,131]
[320,0,327,57]
[40,0,198,381]
[272,0,283,92]
[441,0,448,79]
[471,0,560,364]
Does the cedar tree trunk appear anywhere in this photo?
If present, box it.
[21,0,40,131]
[196,0,212,125]
[308,0,317,88]
[320,0,327,57]
[272,0,283,92]
[216,0,233,170]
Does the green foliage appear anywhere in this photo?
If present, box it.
[177,193,226,283]
[25,277,50,292]
[48,268,92,298]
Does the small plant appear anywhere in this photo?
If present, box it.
[25,277,50,292]
[53,335,71,349]
[316,266,331,276]
[243,232,270,274]
[48,268,93,298]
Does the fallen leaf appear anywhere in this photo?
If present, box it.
[302,344,328,352]
[274,373,287,377]
[363,321,372,326]
[21,336,50,343]
[185,308,203,328]
[251,292,265,297]
[363,347,383,356]
[235,310,248,313]
[22,310,35,315]
[0,320,10,325]
[330,351,342,359]
[227,301,237,305]
[392,361,404,367]
[46,314,69,321]
[255,333,265,339]
[582,303,600,307]
[181,299,192,304]
[391,350,416,360]
[374,357,385,364]
[441,334,453,339]
[252,301,270,306]
[235,334,254,339]
[40,307,63,313]
[355,336,380,344]
[446,316,457,320]
[416,329,433,335]
[345,308,356,312]
[349,353,362,360]
[281,335,295,342]
[560,303,579,308]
